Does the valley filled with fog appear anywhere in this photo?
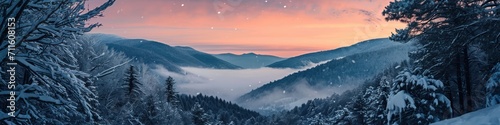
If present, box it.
[154,61,328,102]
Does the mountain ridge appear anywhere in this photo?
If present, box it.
[267,38,402,68]
[213,52,285,69]
[91,34,242,73]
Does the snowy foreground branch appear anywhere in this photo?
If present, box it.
[0,0,115,124]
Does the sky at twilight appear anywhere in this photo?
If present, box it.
[89,0,404,57]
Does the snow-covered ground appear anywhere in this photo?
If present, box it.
[431,104,500,125]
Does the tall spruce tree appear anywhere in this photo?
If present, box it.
[122,65,143,103]
[191,102,207,125]
[166,76,179,106]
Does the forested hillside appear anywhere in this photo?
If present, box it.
[238,43,413,112]
[267,38,402,68]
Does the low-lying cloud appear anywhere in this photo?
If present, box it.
[151,60,358,114]
[153,61,327,102]
[176,67,301,101]
[238,79,358,114]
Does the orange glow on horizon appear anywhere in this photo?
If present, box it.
[89,0,405,57]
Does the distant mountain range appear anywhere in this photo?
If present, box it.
[213,53,285,68]
[89,34,414,113]
[267,38,403,68]
[89,34,242,73]
[237,38,414,112]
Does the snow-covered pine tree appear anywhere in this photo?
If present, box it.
[486,63,500,107]
[0,0,115,62]
[62,36,133,124]
[139,95,159,125]
[304,113,331,125]
[0,1,115,124]
[383,0,500,114]
[136,92,185,125]
[386,68,451,124]
[191,102,207,125]
[166,76,179,106]
[162,102,186,124]
[362,86,386,125]
[68,36,131,91]
[122,65,143,103]
[135,63,161,93]
[347,96,365,125]
[331,107,351,125]
[243,117,257,125]
[363,63,402,125]
[53,35,138,124]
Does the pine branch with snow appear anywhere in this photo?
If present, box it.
[486,63,500,107]
[386,68,451,124]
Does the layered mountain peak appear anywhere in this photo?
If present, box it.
[213,52,285,69]
[267,38,402,68]
[92,34,242,73]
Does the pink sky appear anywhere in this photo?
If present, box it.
[88,0,404,57]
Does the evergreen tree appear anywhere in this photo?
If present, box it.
[486,63,500,107]
[386,68,451,124]
[331,108,351,125]
[140,95,159,125]
[243,117,256,125]
[305,113,330,125]
[383,0,500,113]
[122,65,143,103]
[348,96,365,125]
[192,102,207,125]
[0,0,115,124]
[166,76,179,106]
[362,86,387,125]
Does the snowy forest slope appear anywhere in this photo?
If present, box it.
[237,41,414,113]
[267,38,403,68]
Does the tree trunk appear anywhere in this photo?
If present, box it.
[455,50,465,114]
[463,46,474,113]
[445,72,454,118]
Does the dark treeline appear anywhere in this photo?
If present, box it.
[177,94,260,120]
